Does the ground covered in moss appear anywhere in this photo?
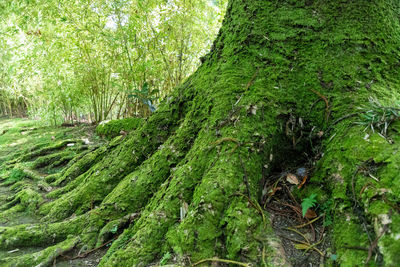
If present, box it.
[0,118,106,265]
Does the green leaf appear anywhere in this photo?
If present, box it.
[301,193,317,217]
[160,252,171,265]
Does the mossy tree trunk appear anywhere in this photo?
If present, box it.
[1,0,400,266]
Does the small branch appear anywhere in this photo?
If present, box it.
[278,234,309,245]
[294,215,323,229]
[245,69,259,91]
[231,192,266,224]
[331,112,361,126]
[212,137,240,146]
[366,226,388,264]
[285,227,310,244]
[303,239,324,256]
[343,246,368,251]
[310,88,330,121]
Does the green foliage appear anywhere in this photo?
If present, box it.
[301,193,317,217]
[159,252,172,265]
[96,117,143,139]
[356,97,400,136]
[0,0,227,122]
[128,82,158,112]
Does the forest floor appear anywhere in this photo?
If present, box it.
[2,116,396,267]
[0,118,107,266]
[0,118,332,266]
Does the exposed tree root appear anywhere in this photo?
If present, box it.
[0,236,80,267]
[9,139,83,165]
[0,216,86,250]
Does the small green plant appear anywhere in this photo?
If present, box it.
[159,252,172,265]
[356,97,400,136]
[301,193,318,217]
[128,82,158,112]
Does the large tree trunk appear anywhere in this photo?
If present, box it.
[1,0,400,266]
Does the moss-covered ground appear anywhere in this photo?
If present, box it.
[0,118,106,265]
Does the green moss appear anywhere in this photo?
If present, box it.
[310,122,400,265]
[2,168,26,185]
[0,215,86,250]
[95,117,143,139]
[30,150,75,169]
[49,145,110,188]
[332,215,370,266]
[0,236,80,267]
[378,214,400,267]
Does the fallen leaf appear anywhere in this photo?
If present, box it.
[286,173,299,185]
[305,209,317,219]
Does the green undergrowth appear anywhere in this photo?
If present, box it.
[0,118,104,232]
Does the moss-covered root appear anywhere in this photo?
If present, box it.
[100,139,282,266]
[1,166,43,186]
[96,117,143,139]
[0,181,45,224]
[0,236,80,267]
[309,123,400,266]
[8,139,83,165]
[45,145,118,199]
[0,187,42,213]
[0,216,86,250]
[48,139,122,188]
[30,151,76,170]
[39,90,200,222]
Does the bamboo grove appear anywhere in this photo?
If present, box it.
[0,0,226,124]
